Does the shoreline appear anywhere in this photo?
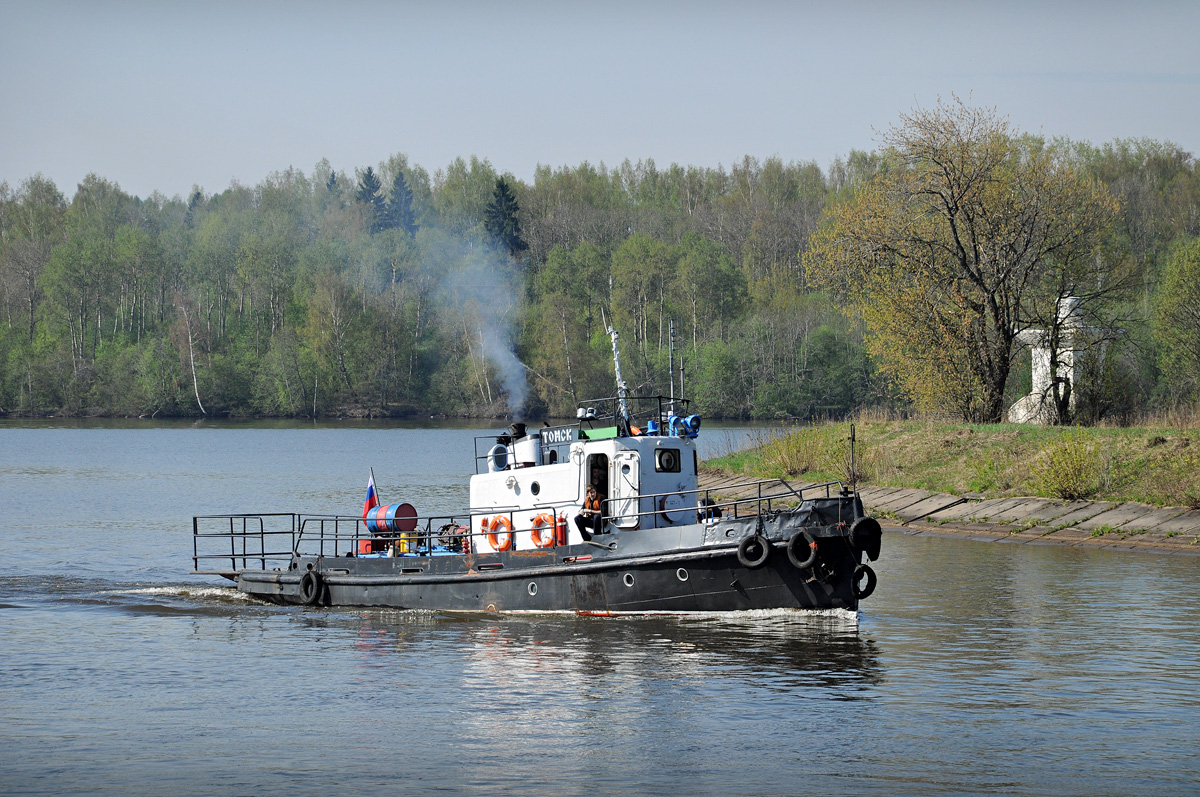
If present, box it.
[881,518,1200,557]
[698,470,1200,557]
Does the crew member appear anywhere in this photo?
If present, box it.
[574,484,604,541]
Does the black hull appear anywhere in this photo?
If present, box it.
[238,536,865,613]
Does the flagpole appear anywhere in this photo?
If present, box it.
[369,466,379,504]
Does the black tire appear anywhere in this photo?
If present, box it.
[787,531,819,569]
[299,570,322,605]
[736,534,770,569]
[853,564,877,600]
[850,516,883,562]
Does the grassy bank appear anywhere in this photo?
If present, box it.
[705,418,1200,509]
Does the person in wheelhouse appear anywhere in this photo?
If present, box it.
[574,483,604,541]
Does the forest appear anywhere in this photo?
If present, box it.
[1,126,1198,422]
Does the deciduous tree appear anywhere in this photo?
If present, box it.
[805,98,1119,422]
[3,176,66,342]
[1155,237,1200,402]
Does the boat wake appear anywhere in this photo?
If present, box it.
[107,584,257,603]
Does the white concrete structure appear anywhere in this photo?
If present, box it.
[1008,297,1083,425]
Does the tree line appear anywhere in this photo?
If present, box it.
[1,117,1198,422]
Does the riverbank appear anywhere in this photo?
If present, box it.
[706,418,1200,509]
[697,469,1200,556]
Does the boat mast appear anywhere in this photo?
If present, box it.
[668,318,676,415]
[850,423,857,493]
[606,321,631,430]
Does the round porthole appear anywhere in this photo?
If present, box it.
[676,568,689,582]
[527,582,538,596]
[531,481,541,496]
[622,464,631,474]
[623,573,635,587]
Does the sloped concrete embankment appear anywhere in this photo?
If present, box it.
[697,471,1200,556]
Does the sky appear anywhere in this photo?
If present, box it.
[2,0,1198,200]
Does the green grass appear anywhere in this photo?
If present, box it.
[705,418,1200,508]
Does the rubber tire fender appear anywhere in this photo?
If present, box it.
[787,530,819,569]
[853,563,877,600]
[850,516,883,562]
[736,534,771,569]
[299,570,322,606]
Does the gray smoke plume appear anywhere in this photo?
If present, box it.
[440,241,529,414]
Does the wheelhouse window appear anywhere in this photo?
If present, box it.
[655,448,682,473]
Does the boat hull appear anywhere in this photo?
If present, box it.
[236,519,869,613]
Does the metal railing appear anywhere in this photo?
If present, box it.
[295,512,475,559]
[192,477,851,573]
[576,394,693,428]
[603,478,844,530]
[471,395,696,474]
[192,513,299,574]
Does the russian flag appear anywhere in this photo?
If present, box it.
[362,471,379,518]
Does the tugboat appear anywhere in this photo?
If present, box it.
[192,328,882,613]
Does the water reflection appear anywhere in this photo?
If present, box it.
[332,609,884,698]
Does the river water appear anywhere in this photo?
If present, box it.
[2,423,1198,795]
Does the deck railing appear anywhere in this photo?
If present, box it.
[603,477,844,529]
[192,513,299,575]
[192,477,848,574]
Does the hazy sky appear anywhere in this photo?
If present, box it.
[2,0,1198,200]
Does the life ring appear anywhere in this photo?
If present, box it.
[530,512,557,548]
[486,515,514,552]
[787,530,818,569]
[299,570,322,605]
[853,563,877,600]
[736,534,770,569]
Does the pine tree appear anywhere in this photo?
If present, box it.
[355,166,386,232]
[484,177,527,259]
[183,189,203,228]
[384,169,418,236]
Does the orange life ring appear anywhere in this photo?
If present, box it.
[486,515,514,551]
[531,512,557,548]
